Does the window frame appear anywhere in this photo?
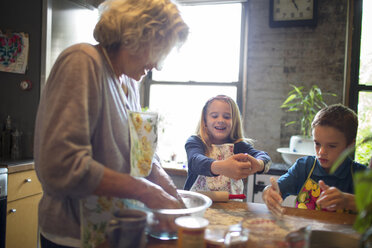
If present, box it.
[142,1,249,112]
[348,0,372,111]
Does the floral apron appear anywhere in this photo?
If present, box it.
[190,143,244,194]
[80,47,158,248]
[295,159,354,212]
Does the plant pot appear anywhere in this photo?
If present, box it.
[289,135,315,155]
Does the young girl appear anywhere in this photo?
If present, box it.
[184,95,272,194]
[263,104,368,215]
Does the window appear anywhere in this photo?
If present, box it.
[143,1,247,165]
[349,0,372,165]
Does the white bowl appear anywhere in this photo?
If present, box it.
[277,147,313,165]
[126,190,212,240]
[289,135,315,154]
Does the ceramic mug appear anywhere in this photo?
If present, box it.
[106,209,147,248]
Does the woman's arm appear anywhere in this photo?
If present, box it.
[94,166,182,209]
[145,155,184,205]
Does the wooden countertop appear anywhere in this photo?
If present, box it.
[162,162,187,176]
[0,159,34,173]
[146,202,358,248]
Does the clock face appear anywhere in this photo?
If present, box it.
[269,0,317,27]
[273,0,314,21]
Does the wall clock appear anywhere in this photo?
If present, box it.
[269,0,318,28]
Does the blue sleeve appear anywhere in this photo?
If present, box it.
[185,135,216,177]
[184,136,217,190]
[277,156,314,199]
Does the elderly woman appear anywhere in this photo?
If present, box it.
[34,0,189,247]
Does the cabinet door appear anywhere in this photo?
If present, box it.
[6,193,42,248]
[253,175,296,207]
[7,170,42,202]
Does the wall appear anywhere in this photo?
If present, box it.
[0,0,349,163]
[244,0,346,163]
[0,0,42,159]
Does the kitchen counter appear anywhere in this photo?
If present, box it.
[0,159,35,173]
[146,202,358,248]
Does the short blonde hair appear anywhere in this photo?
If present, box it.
[94,0,189,67]
[196,95,251,154]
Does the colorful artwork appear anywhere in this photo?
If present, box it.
[0,31,29,74]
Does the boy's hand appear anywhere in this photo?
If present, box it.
[316,180,347,211]
[262,177,284,216]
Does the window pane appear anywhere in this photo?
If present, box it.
[152,3,242,82]
[359,0,372,85]
[149,85,237,163]
[355,91,372,165]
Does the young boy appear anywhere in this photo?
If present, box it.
[263,104,367,215]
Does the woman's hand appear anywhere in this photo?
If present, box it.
[137,178,183,209]
[211,153,264,180]
[262,177,284,216]
[316,180,356,212]
[146,159,186,208]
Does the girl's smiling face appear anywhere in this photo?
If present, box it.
[205,99,232,144]
[313,125,349,172]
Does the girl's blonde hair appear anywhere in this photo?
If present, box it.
[196,95,252,154]
[93,0,189,69]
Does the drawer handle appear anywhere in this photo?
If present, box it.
[24,178,32,183]
[9,209,16,213]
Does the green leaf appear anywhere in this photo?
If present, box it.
[280,84,337,136]
[353,170,372,233]
[281,94,297,107]
[330,136,372,174]
[284,121,297,126]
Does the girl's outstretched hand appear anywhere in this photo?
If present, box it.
[211,153,253,180]
[237,153,265,173]
[262,177,284,217]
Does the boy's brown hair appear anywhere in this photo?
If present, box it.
[311,104,358,145]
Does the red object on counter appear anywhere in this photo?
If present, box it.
[197,191,246,202]
[228,194,246,200]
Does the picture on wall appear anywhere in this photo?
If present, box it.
[0,31,29,74]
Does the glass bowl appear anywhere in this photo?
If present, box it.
[127,190,212,240]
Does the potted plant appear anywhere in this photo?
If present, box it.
[330,136,372,246]
[280,84,337,155]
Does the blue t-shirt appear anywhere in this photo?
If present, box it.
[278,156,367,199]
[184,135,271,190]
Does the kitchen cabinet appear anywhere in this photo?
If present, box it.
[3,161,42,248]
[247,163,296,207]
[251,174,296,207]
[162,162,187,189]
